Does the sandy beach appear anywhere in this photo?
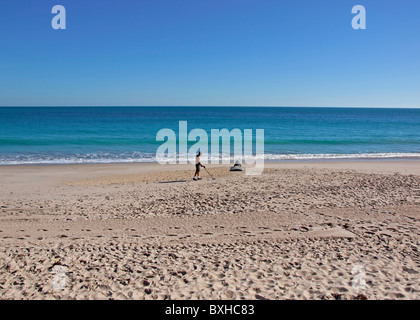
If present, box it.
[0,161,419,300]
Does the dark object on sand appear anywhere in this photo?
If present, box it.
[230,162,244,172]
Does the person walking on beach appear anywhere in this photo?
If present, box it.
[193,151,205,180]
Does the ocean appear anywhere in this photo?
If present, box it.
[0,107,419,165]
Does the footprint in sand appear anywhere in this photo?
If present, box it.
[223,290,236,299]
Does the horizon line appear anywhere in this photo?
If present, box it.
[1,105,420,109]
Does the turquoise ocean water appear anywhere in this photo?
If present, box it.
[0,107,419,165]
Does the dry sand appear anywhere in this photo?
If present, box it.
[0,161,419,300]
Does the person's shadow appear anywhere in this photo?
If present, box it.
[158,180,187,184]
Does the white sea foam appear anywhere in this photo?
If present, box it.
[1,152,420,165]
[262,152,420,160]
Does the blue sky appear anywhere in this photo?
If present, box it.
[0,0,419,107]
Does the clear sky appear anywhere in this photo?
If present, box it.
[0,0,419,107]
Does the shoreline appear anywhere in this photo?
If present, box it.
[1,153,420,167]
[1,156,420,166]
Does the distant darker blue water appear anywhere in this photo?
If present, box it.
[0,107,419,164]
